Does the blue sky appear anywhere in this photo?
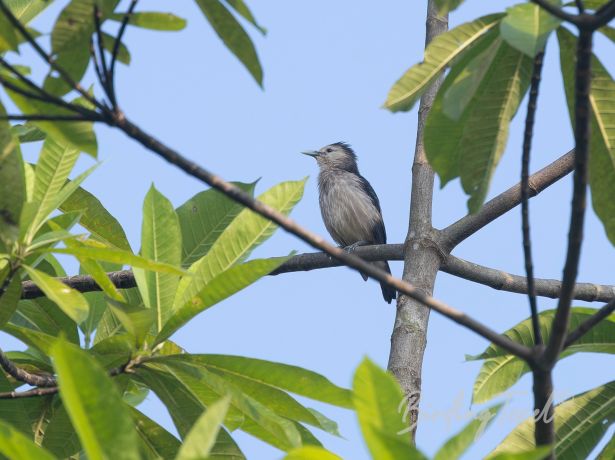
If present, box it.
[7,0,615,458]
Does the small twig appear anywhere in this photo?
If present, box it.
[543,29,593,366]
[521,50,546,346]
[93,6,112,103]
[564,298,615,347]
[89,38,106,95]
[108,0,139,109]
[0,348,56,387]
[0,386,58,399]
[575,0,585,14]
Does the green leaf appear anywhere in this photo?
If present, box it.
[59,183,131,251]
[5,81,97,156]
[41,400,82,458]
[157,256,290,344]
[129,407,181,460]
[177,181,256,267]
[469,307,615,403]
[0,275,21,327]
[353,358,426,460]
[558,27,615,245]
[425,39,532,211]
[489,381,615,459]
[107,299,154,348]
[174,179,304,310]
[101,31,131,64]
[176,395,231,460]
[51,338,140,460]
[47,239,185,275]
[133,185,181,332]
[6,0,54,24]
[110,11,187,31]
[500,3,561,57]
[434,404,503,460]
[0,418,57,460]
[12,123,46,143]
[597,432,615,459]
[599,26,615,43]
[171,354,342,436]
[225,0,267,35]
[23,265,89,323]
[43,40,91,96]
[434,0,467,16]
[179,354,353,408]
[10,297,79,344]
[489,447,553,460]
[0,103,25,245]
[284,446,342,460]
[384,14,503,112]
[194,0,263,86]
[0,10,19,52]
[51,0,120,53]
[2,323,57,354]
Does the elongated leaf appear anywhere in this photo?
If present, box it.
[225,0,266,34]
[12,123,46,143]
[176,396,231,460]
[0,103,25,245]
[133,185,181,332]
[434,404,503,460]
[60,184,131,251]
[489,381,615,459]
[384,14,503,112]
[52,339,140,460]
[434,0,467,15]
[353,358,426,460]
[558,27,615,245]
[174,179,304,310]
[0,11,19,52]
[6,0,53,24]
[41,400,82,458]
[425,40,532,211]
[157,256,289,344]
[284,446,342,460]
[107,299,154,348]
[195,0,263,85]
[47,239,185,275]
[110,11,186,31]
[470,308,615,403]
[177,181,256,266]
[129,407,181,460]
[598,432,615,459]
[489,448,552,460]
[23,265,89,323]
[181,354,353,408]
[101,31,131,64]
[10,297,79,344]
[599,26,615,42]
[170,354,340,436]
[500,3,561,57]
[2,323,57,354]
[0,418,56,460]
[43,40,90,96]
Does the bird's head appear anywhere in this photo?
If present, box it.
[302,142,358,172]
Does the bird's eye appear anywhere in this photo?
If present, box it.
[326,148,333,153]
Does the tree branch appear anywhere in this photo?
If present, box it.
[521,50,546,346]
[0,386,58,399]
[442,150,575,250]
[564,298,615,347]
[0,348,56,387]
[108,0,139,109]
[530,0,581,24]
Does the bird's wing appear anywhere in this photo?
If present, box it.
[357,174,387,244]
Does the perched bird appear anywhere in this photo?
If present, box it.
[302,142,396,304]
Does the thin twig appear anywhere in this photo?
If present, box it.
[108,0,139,109]
[89,37,106,95]
[564,299,615,347]
[575,0,585,14]
[521,50,546,346]
[543,30,593,366]
[0,386,58,399]
[93,5,112,103]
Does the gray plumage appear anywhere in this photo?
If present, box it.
[303,142,396,304]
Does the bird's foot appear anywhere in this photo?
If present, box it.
[343,241,370,253]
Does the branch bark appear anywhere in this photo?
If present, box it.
[387,0,448,437]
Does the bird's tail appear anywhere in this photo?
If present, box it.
[376,260,396,304]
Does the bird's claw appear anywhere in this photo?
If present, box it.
[344,241,370,253]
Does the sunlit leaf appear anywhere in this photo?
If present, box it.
[384,14,503,112]
[283,446,342,460]
[500,3,561,57]
[101,31,131,64]
[225,0,266,34]
[51,339,140,460]
[0,418,56,460]
[107,299,154,348]
[110,11,186,31]
[194,0,263,86]
[434,0,467,16]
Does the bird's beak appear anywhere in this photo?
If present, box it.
[301,150,319,158]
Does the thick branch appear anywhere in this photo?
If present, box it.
[0,348,56,387]
[442,150,574,250]
[21,246,615,303]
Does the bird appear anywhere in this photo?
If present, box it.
[302,142,396,304]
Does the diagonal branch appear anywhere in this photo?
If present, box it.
[521,50,546,346]
[564,298,615,347]
[442,150,575,250]
[108,0,139,108]
[0,348,56,387]
[530,0,581,24]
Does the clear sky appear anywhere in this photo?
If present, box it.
[8,0,615,458]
